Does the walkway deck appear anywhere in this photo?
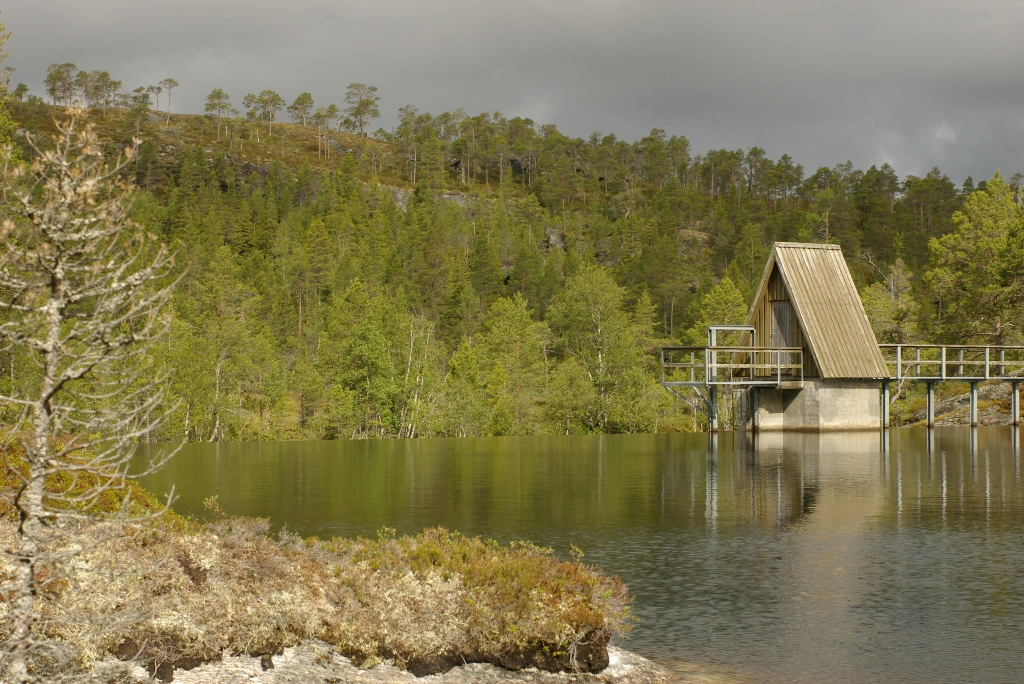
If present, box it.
[879,345,1023,427]
[660,342,1024,428]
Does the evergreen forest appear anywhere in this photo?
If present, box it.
[4,69,1024,439]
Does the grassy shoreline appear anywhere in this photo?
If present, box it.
[0,457,632,681]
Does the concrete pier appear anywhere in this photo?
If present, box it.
[740,380,882,432]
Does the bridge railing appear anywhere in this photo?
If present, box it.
[879,344,1024,381]
[661,346,803,387]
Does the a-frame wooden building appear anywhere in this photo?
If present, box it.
[737,243,887,431]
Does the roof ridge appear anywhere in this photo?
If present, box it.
[773,242,841,250]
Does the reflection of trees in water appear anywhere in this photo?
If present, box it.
[140,429,1023,540]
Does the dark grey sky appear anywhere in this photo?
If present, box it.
[5,1,1023,184]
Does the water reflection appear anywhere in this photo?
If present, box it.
[138,427,1024,683]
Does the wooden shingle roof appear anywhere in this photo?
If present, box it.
[746,243,888,379]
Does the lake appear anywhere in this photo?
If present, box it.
[137,427,1024,683]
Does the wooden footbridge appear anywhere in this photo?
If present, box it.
[660,242,1023,431]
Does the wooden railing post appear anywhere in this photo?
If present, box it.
[896,345,902,380]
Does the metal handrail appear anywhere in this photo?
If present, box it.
[879,344,1024,381]
[661,346,803,386]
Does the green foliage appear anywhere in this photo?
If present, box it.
[343,83,380,136]
[682,278,748,345]
[0,443,173,520]
[478,295,549,435]
[0,20,18,162]
[0,99,16,160]
[861,258,919,343]
[205,88,231,118]
[5,86,999,437]
[547,266,662,431]
[545,358,599,434]
[44,62,77,105]
[288,92,314,125]
[925,172,1023,343]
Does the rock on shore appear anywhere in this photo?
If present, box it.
[97,642,675,683]
[907,379,1020,426]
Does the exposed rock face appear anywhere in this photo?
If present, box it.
[95,642,674,683]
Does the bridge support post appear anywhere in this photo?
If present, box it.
[708,385,718,432]
[926,382,935,428]
[970,382,979,426]
[1012,381,1020,427]
[881,382,890,429]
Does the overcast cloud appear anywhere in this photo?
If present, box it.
[4,0,1023,183]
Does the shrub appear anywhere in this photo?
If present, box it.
[0,516,631,680]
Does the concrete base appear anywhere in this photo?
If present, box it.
[738,379,881,431]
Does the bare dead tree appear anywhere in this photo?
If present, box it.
[0,109,179,682]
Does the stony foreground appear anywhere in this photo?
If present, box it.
[93,642,675,684]
[0,514,632,681]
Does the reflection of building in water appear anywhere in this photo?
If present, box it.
[681,431,884,530]
[683,428,1024,530]
[742,432,883,528]
[732,432,821,528]
[654,428,1024,537]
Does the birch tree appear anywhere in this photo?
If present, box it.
[0,111,178,682]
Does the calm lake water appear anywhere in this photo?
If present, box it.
[137,427,1024,683]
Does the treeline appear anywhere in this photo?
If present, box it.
[18,63,384,139]
[137,152,677,440]
[5,74,1024,438]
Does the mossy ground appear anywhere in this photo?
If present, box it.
[0,443,631,680]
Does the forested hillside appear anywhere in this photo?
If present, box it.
[4,80,1024,438]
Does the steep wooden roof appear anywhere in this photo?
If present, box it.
[746,243,888,379]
